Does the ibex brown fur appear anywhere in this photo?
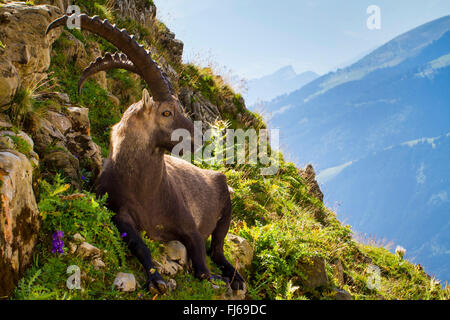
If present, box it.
[47,14,244,293]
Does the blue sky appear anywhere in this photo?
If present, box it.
[154,0,450,79]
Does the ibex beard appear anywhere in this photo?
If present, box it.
[46,13,244,293]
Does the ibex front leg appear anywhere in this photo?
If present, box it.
[112,211,167,294]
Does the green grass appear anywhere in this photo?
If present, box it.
[5,134,32,157]
[13,155,450,300]
[12,175,227,300]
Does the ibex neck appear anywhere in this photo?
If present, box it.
[111,142,167,195]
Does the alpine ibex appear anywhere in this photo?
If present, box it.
[46,14,244,293]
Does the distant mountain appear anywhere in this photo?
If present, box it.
[265,15,450,282]
[244,66,318,106]
[318,133,450,282]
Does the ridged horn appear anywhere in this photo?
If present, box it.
[46,14,173,101]
[78,52,142,94]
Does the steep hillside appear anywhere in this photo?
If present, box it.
[0,1,448,300]
[264,16,450,283]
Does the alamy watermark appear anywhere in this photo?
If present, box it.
[66,5,81,29]
[66,265,81,290]
[367,5,381,30]
[366,264,381,290]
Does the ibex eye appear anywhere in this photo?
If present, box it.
[162,111,172,117]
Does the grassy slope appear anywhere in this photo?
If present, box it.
[9,0,450,300]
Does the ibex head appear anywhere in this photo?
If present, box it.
[47,14,194,153]
[117,88,194,152]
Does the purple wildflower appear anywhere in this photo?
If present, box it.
[52,230,63,240]
[51,230,64,254]
[121,232,127,238]
[81,175,86,181]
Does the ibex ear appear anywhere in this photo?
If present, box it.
[142,88,152,109]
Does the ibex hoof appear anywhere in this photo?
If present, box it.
[146,274,168,295]
[230,272,245,291]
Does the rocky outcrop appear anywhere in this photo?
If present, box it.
[0,148,39,297]
[0,2,62,106]
[332,259,345,286]
[24,104,103,188]
[298,164,324,202]
[295,256,329,289]
[112,0,156,30]
[179,87,222,127]
[225,234,254,278]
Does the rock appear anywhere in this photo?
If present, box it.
[73,233,85,243]
[93,258,106,270]
[0,2,62,105]
[296,256,329,289]
[154,241,189,276]
[334,288,353,300]
[155,256,183,277]
[165,240,188,266]
[60,32,88,69]
[112,0,156,29]
[0,130,34,154]
[0,134,15,150]
[68,242,77,254]
[167,278,177,292]
[0,60,20,107]
[17,131,34,148]
[0,122,38,167]
[76,242,101,260]
[45,111,72,135]
[225,234,254,276]
[332,259,345,286]
[42,150,80,187]
[24,107,103,186]
[0,150,39,297]
[25,114,66,152]
[37,91,70,104]
[113,272,136,292]
[179,87,221,128]
[0,114,13,129]
[67,107,90,136]
[298,164,324,202]
[35,0,71,12]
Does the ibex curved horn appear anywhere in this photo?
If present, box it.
[46,14,173,101]
[78,52,142,94]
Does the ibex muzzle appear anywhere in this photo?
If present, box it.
[46,14,244,294]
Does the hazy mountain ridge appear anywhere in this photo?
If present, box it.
[263,16,450,282]
[245,66,319,106]
[318,133,450,282]
[270,27,450,169]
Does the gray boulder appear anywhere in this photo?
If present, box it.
[0,149,39,297]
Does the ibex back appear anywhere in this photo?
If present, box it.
[46,14,244,293]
